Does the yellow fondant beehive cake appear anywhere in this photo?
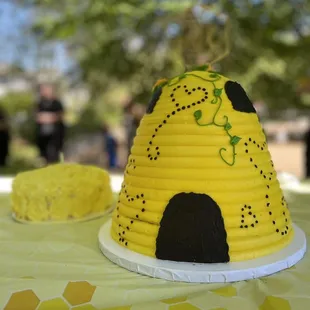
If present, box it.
[11,163,114,223]
[111,67,293,263]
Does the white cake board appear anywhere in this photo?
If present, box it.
[98,219,307,283]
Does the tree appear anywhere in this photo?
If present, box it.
[23,0,310,113]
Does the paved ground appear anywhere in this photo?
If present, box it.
[0,142,306,194]
[268,142,305,179]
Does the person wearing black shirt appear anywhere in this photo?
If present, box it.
[35,84,65,164]
[0,106,10,167]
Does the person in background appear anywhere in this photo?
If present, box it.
[35,84,65,164]
[102,123,118,169]
[123,99,135,158]
[123,99,144,158]
[305,125,310,178]
[0,106,10,167]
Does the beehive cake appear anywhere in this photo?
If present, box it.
[111,67,293,263]
[12,163,114,223]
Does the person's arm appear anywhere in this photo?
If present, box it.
[55,100,64,121]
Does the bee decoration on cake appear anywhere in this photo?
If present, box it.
[111,66,293,264]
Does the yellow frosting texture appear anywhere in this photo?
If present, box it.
[111,70,293,262]
[11,163,113,223]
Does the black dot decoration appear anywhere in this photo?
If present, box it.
[147,83,209,161]
[126,158,136,173]
[240,205,258,228]
[116,185,148,247]
[243,138,291,236]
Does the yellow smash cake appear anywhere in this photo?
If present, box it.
[11,163,114,223]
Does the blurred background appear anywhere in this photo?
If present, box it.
[0,0,310,180]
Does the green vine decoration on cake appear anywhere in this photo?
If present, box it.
[151,66,241,166]
[192,72,241,166]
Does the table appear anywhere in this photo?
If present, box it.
[0,186,309,310]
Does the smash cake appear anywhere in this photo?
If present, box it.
[11,163,114,223]
[99,66,306,282]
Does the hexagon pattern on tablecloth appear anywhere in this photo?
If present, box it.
[63,281,96,306]
[259,296,291,310]
[4,289,40,310]
[72,305,98,310]
[37,298,69,310]
[161,297,188,305]
[1,280,297,310]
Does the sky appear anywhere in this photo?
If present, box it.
[0,0,70,73]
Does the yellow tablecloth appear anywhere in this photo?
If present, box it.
[0,187,309,310]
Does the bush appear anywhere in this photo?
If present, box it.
[66,105,103,140]
[0,91,36,143]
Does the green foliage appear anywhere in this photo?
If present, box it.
[0,92,34,116]
[26,0,310,112]
[0,92,36,143]
[66,105,103,139]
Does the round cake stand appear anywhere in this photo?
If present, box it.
[98,219,307,283]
